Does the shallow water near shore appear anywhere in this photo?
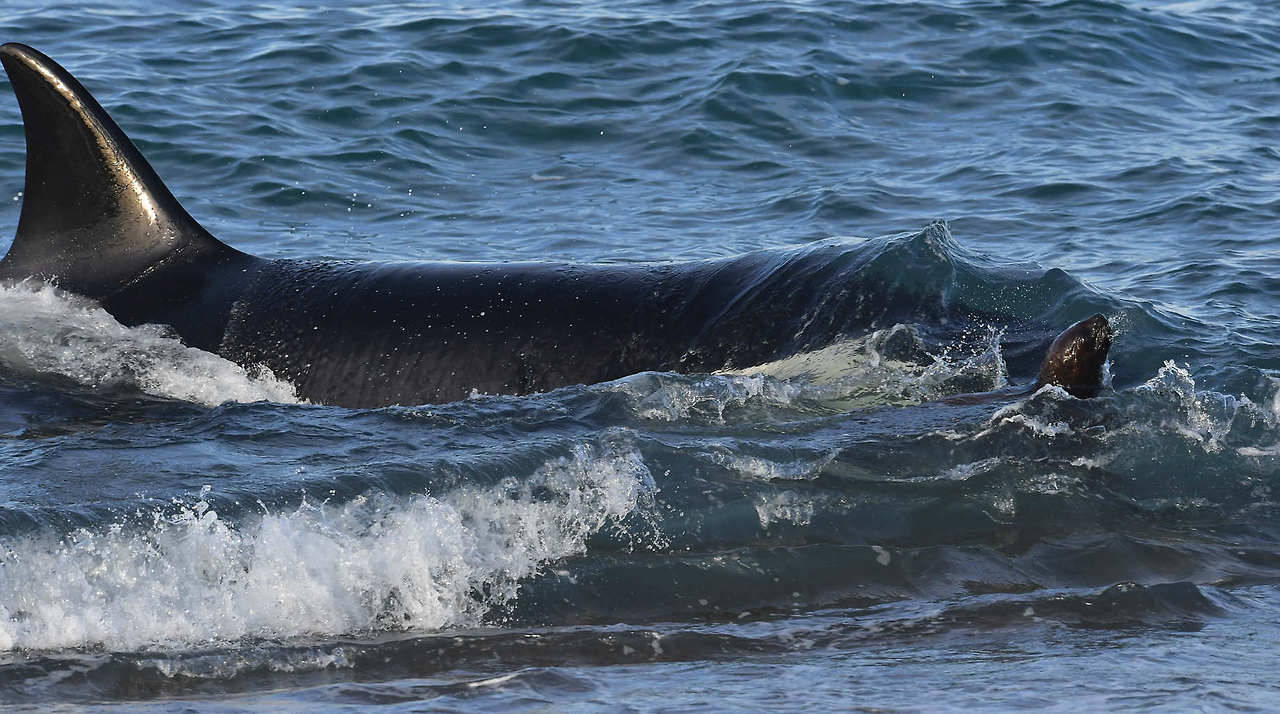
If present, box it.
[2,1,1280,710]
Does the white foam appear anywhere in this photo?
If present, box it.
[619,372,803,423]
[994,413,1072,438]
[0,281,300,406]
[1237,445,1280,458]
[1134,361,1255,453]
[0,441,655,652]
[709,449,837,482]
[722,323,1008,408]
[755,491,818,527]
[871,545,891,566]
[593,323,1007,419]
[968,387,1075,440]
[937,457,1002,481]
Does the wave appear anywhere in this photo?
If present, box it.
[0,578,1244,703]
[0,439,655,652]
[6,352,1276,652]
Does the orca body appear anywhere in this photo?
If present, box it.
[0,43,1112,407]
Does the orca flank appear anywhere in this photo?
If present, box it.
[0,43,1112,407]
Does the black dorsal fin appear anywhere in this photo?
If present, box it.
[0,42,240,299]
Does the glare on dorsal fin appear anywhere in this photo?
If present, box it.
[0,42,241,298]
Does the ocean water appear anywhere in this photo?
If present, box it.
[1,0,1280,710]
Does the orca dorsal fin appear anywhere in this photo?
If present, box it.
[0,42,240,299]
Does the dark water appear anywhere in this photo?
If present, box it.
[2,0,1280,710]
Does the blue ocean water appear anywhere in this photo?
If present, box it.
[1,0,1280,709]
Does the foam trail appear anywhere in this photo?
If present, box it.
[0,282,299,405]
[722,323,1008,407]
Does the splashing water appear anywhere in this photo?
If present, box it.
[0,282,300,406]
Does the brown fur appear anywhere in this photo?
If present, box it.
[1036,314,1113,398]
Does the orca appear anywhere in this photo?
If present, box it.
[0,43,1112,407]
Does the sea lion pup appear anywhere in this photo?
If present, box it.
[1036,313,1113,398]
[938,314,1113,406]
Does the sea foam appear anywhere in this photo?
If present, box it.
[0,441,654,651]
[0,281,300,406]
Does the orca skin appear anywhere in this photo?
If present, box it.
[0,43,1111,407]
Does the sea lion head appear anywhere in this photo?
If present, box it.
[1036,313,1113,398]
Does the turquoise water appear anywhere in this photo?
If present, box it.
[2,1,1280,709]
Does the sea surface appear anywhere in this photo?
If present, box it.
[2,0,1280,710]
